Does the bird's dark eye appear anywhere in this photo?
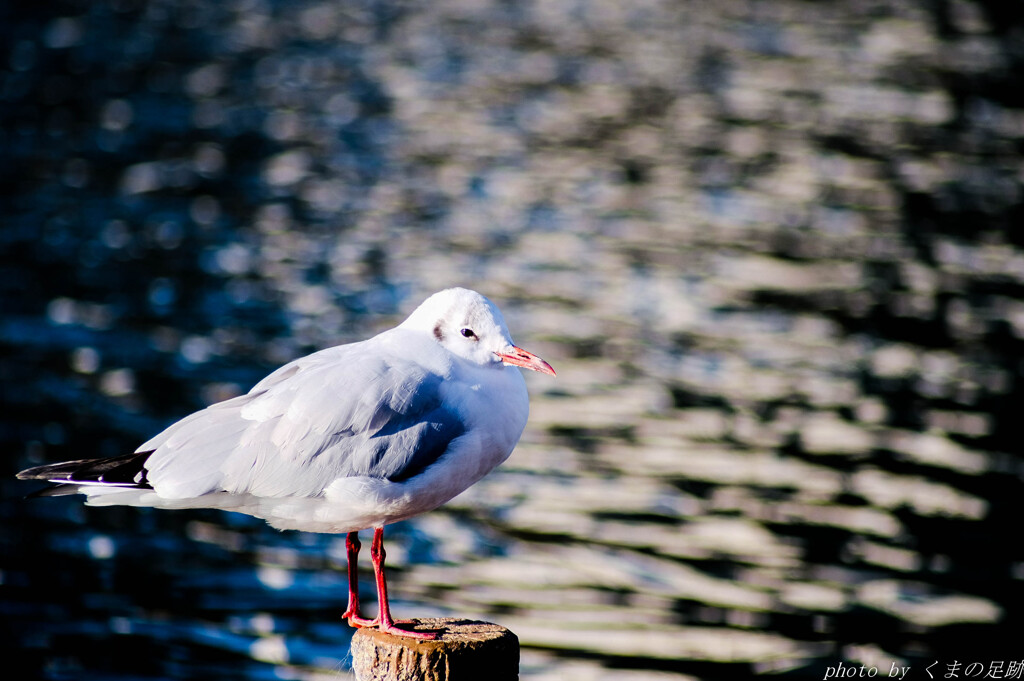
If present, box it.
[460,328,477,339]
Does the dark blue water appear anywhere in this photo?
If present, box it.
[3,1,1024,679]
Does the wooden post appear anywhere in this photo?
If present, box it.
[350,618,519,681]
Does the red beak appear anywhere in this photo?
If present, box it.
[496,346,556,376]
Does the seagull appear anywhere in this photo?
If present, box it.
[17,287,555,639]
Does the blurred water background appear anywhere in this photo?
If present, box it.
[2,1,1023,679]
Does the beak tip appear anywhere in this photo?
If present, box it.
[498,346,557,377]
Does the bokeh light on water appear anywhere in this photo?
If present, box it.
[2,1,1023,679]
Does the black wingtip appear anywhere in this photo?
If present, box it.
[16,460,86,480]
[15,451,155,488]
[24,483,84,499]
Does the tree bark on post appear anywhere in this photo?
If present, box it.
[350,618,519,681]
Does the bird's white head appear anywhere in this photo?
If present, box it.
[401,288,555,376]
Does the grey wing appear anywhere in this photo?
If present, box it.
[138,344,466,499]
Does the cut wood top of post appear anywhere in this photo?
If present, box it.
[352,617,517,651]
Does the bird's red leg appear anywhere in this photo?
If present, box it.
[342,531,379,628]
[368,526,437,639]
